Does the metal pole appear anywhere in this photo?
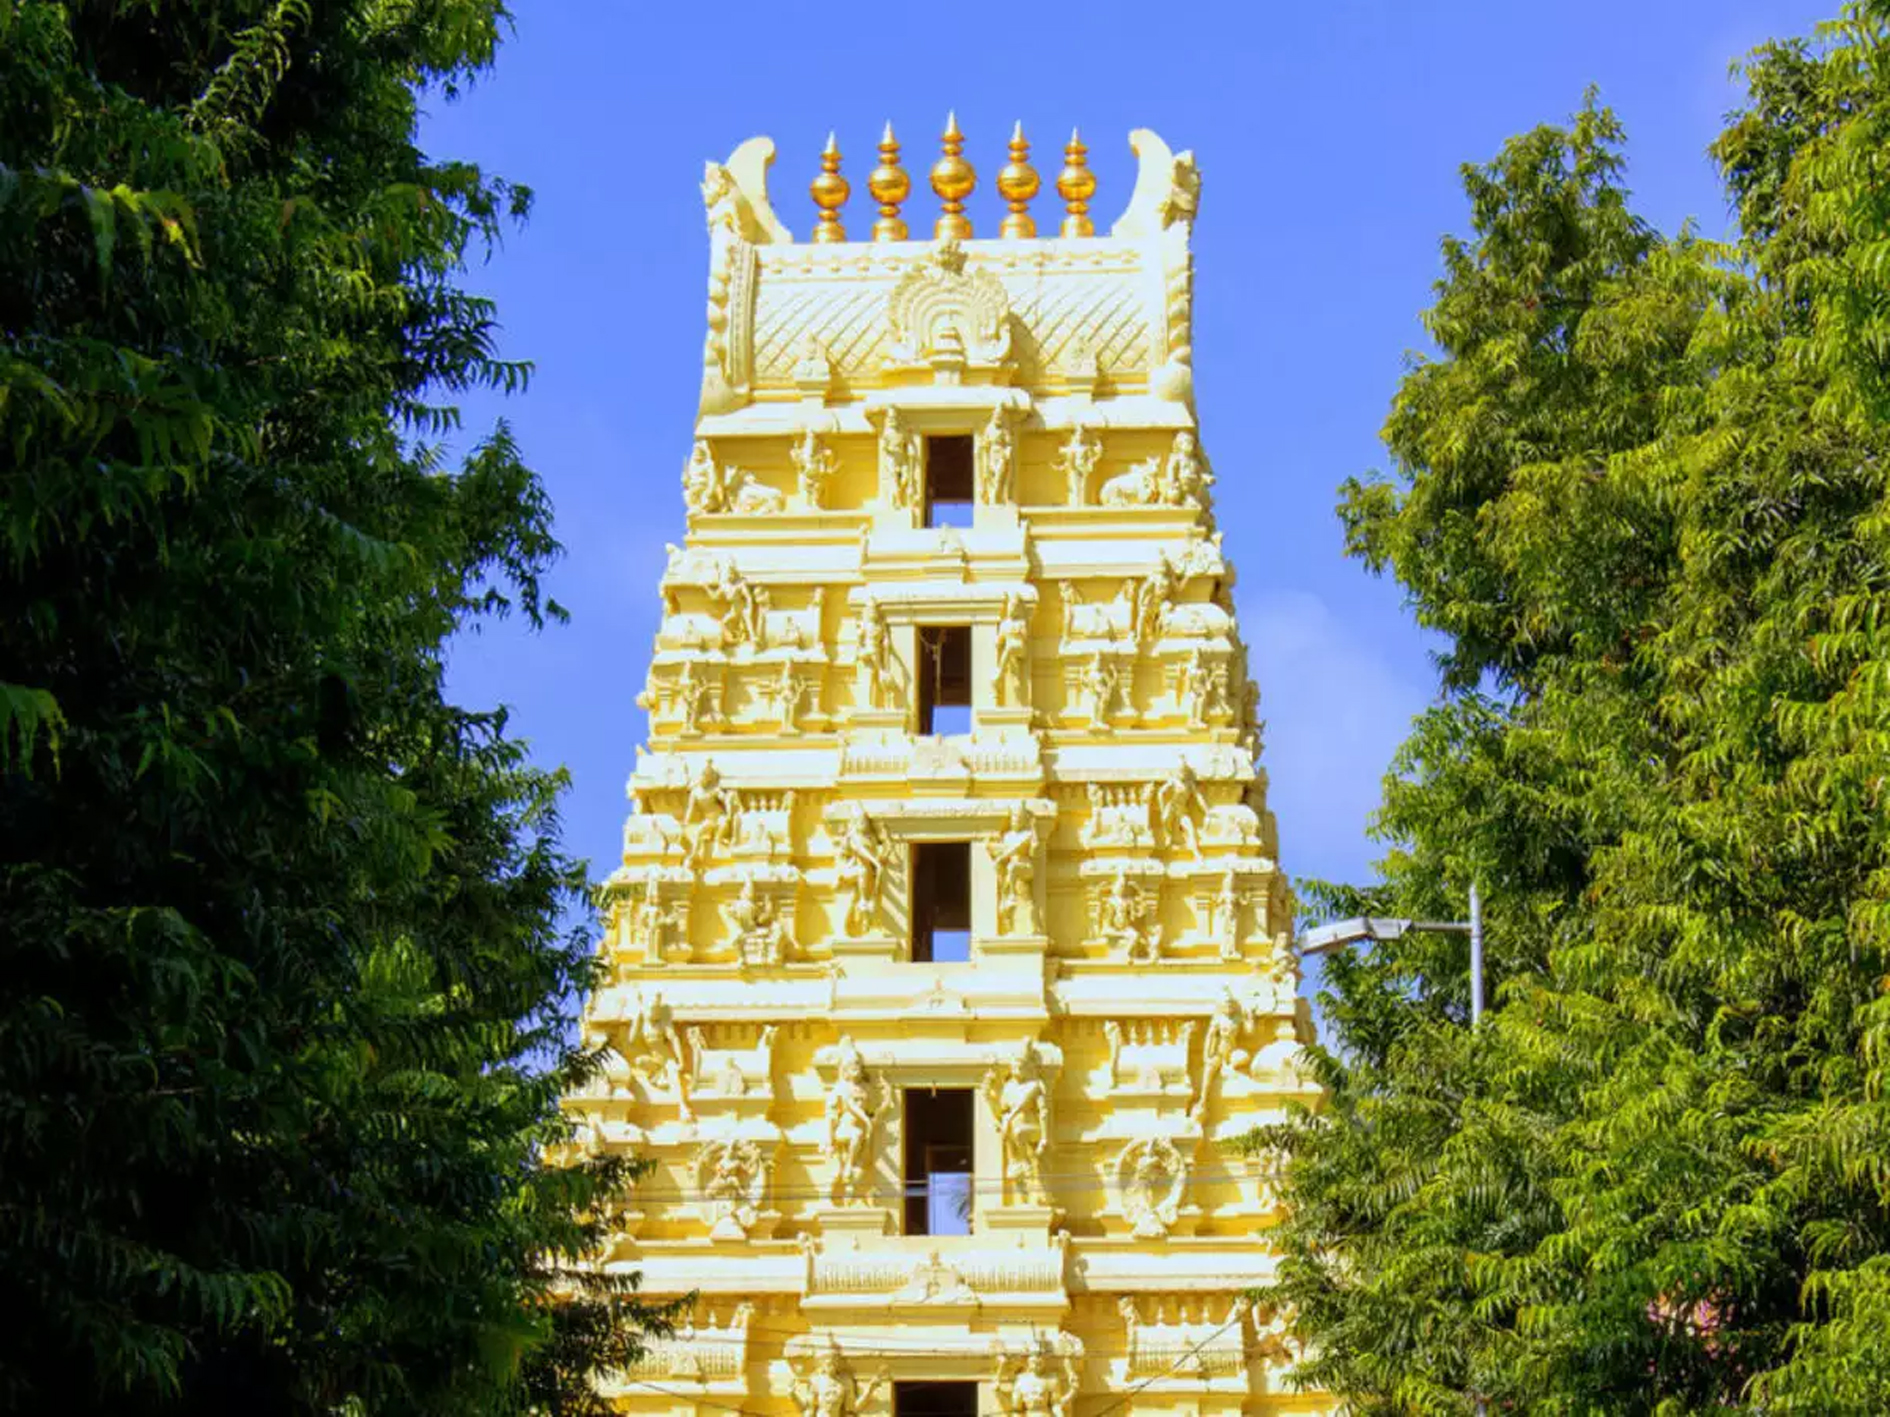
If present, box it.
[1468,881,1484,1027]
[1469,885,1489,1416]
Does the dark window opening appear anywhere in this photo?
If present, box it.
[911,841,971,964]
[917,624,972,736]
[923,435,975,529]
[895,1382,978,1417]
[903,1088,974,1236]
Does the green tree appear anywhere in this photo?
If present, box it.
[1257,5,1890,1412]
[0,3,654,1411]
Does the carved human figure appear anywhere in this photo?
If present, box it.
[792,1341,889,1417]
[620,992,693,1119]
[855,596,897,709]
[1162,428,1212,509]
[708,560,767,648]
[1251,1143,1289,1212]
[1184,646,1213,729]
[1151,759,1207,856]
[795,336,833,397]
[791,427,837,509]
[835,807,893,937]
[724,878,790,967]
[629,870,684,963]
[976,409,1015,504]
[1215,869,1244,962]
[775,659,809,735]
[676,658,722,733]
[1101,1020,1125,1089]
[983,1042,1052,1205]
[683,439,729,514]
[993,592,1030,707]
[878,408,919,509]
[1117,1137,1187,1238]
[1059,581,1082,642]
[728,467,786,515]
[1118,1294,1142,1345]
[1054,424,1102,507]
[1191,990,1253,1123]
[1207,658,1233,725]
[698,1139,768,1240]
[1261,928,1298,991]
[1097,868,1159,963]
[1132,553,1177,647]
[823,1037,889,1204]
[995,1336,1077,1417]
[1239,677,1263,759]
[683,759,739,868]
[986,803,1039,936]
[1084,653,1120,728]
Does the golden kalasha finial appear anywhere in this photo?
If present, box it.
[1057,128,1096,238]
[810,132,849,243]
[930,111,976,241]
[868,121,909,242]
[997,120,1040,239]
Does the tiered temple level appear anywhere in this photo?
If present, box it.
[565,121,1331,1417]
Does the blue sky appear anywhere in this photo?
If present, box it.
[424,1,1831,937]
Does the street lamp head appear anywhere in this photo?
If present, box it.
[1297,915,1469,956]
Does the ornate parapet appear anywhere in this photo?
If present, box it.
[1115,1293,1253,1393]
[800,1232,1070,1316]
[602,1300,760,1398]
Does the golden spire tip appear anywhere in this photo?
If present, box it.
[998,118,1040,239]
[809,131,849,243]
[869,120,910,242]
[1057,128,1095,239]
[931,111,974,240]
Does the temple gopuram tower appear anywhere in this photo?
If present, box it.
[567,120,1331,1417]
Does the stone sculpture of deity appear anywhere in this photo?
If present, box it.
[1054,424,1101,506]
[993,592,1030,707]
[835,807,893,937]
[983,1042,1052,1205]
[985,803,1040,936]
[791,1341,889,1417]
[995,1335,1079,1417]
[823,1036,890,1205]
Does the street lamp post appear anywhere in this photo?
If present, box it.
[1298,885,1490,1413]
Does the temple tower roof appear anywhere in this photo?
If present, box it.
[698,124,1202,428]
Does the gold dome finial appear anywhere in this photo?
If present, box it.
[810,132,849,243]
[931,111,975,241]
[1057,127,1096,238]
[868,121,909,242]
[997,120,1040,239]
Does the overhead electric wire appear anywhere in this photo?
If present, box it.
[625,1305,1258,1417]
[669,1317,1264,1358]
[591,1164,1274,1205]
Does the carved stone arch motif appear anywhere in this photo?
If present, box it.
[693,1137,772,1239]
[884,241,1014,376]
[1113,1135,1189,1238]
